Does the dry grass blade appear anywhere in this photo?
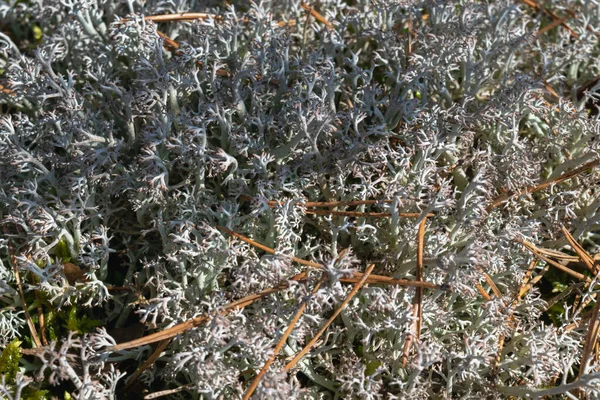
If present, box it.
[109,273,307,351]
[144,13,222,23]
[340,274,439,289]
[243,273,326,400]
[218,225,440,289]
[476,266,502,299]
[561,225,597,274]
[401,217,427,367]
[125,339,171,391]
[300,2,333,30]
[2,228,43,349]
[305,209,425,218]
[518,0,579,38]
[518,239,589,282]
[518,264,550,299]
[537,14,574,36]
[578,296,600,379]
[487,159,599,211]
[144,384,194,399]
[283,264,376,372]
[476,284,492,301]
[266,198,393,207]
[216,225,322,268]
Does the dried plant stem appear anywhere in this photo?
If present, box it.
[125,339,171,391]
[144,384,195,399]
[487,159,599,211]
[537,14,574,36]
[305,209,426,218]
[3,226,42,348]
[217,226,440,289]
[243,273,326,400]
[561,225,598,274]
[300,2,333,30]
[109,272,307,351]
[283,264,376,372]
[402,217,427,367]
[517,239,591,282]
[518,0,579,38]
[216,225,322,268]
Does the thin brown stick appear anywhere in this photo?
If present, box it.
[518,239,589,282]
[476,284,492,301]
[109,273,307,351]
[578,295,600,379]
[487,159,599,211]
[561,225,597,274]
[125,339,171,391]
[518,264,550,299]
[144,384,195,399]
[216,225,322,268]
[243,273,326,400]
[305,209,427,218]
[300,2,333,30]
[144,13,222,23]
[283,264,376,372]
[537,14,574,36]
[518,0,579,38]
[217,226,440,289]
[340,274,438,289]
[2,229,42,348]
[401,217,427,367]
[476,266,503,299]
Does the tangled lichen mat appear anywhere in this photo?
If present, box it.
[1,0,600,399]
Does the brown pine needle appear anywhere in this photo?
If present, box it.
[518,239,589,282]
[216,225,322,268]
[300,2,333,30]
[243,273,326,400]
[522,258,539,287]
[125,339,171,391]
[144,384,195,399]
[518,0,579,38]
[144,13,223,23]
[537,14,574,37]
[487,158,599,211]
[518,264,550,299]
[2,229,43,349]
[217,226,440,289]
[561,225,597,274]
[283,264,376,372]
[475,266,503,299]
[476,283,492,301]
[402,217,427,367]
[268,198,393,207]
[154,30,231,78]
[578,295,600,379]
[305,209,426,218]
[109,273,307,351]
[340,274,438,289]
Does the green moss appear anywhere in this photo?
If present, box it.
[64,307,102,334]
[0,339,22,383]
